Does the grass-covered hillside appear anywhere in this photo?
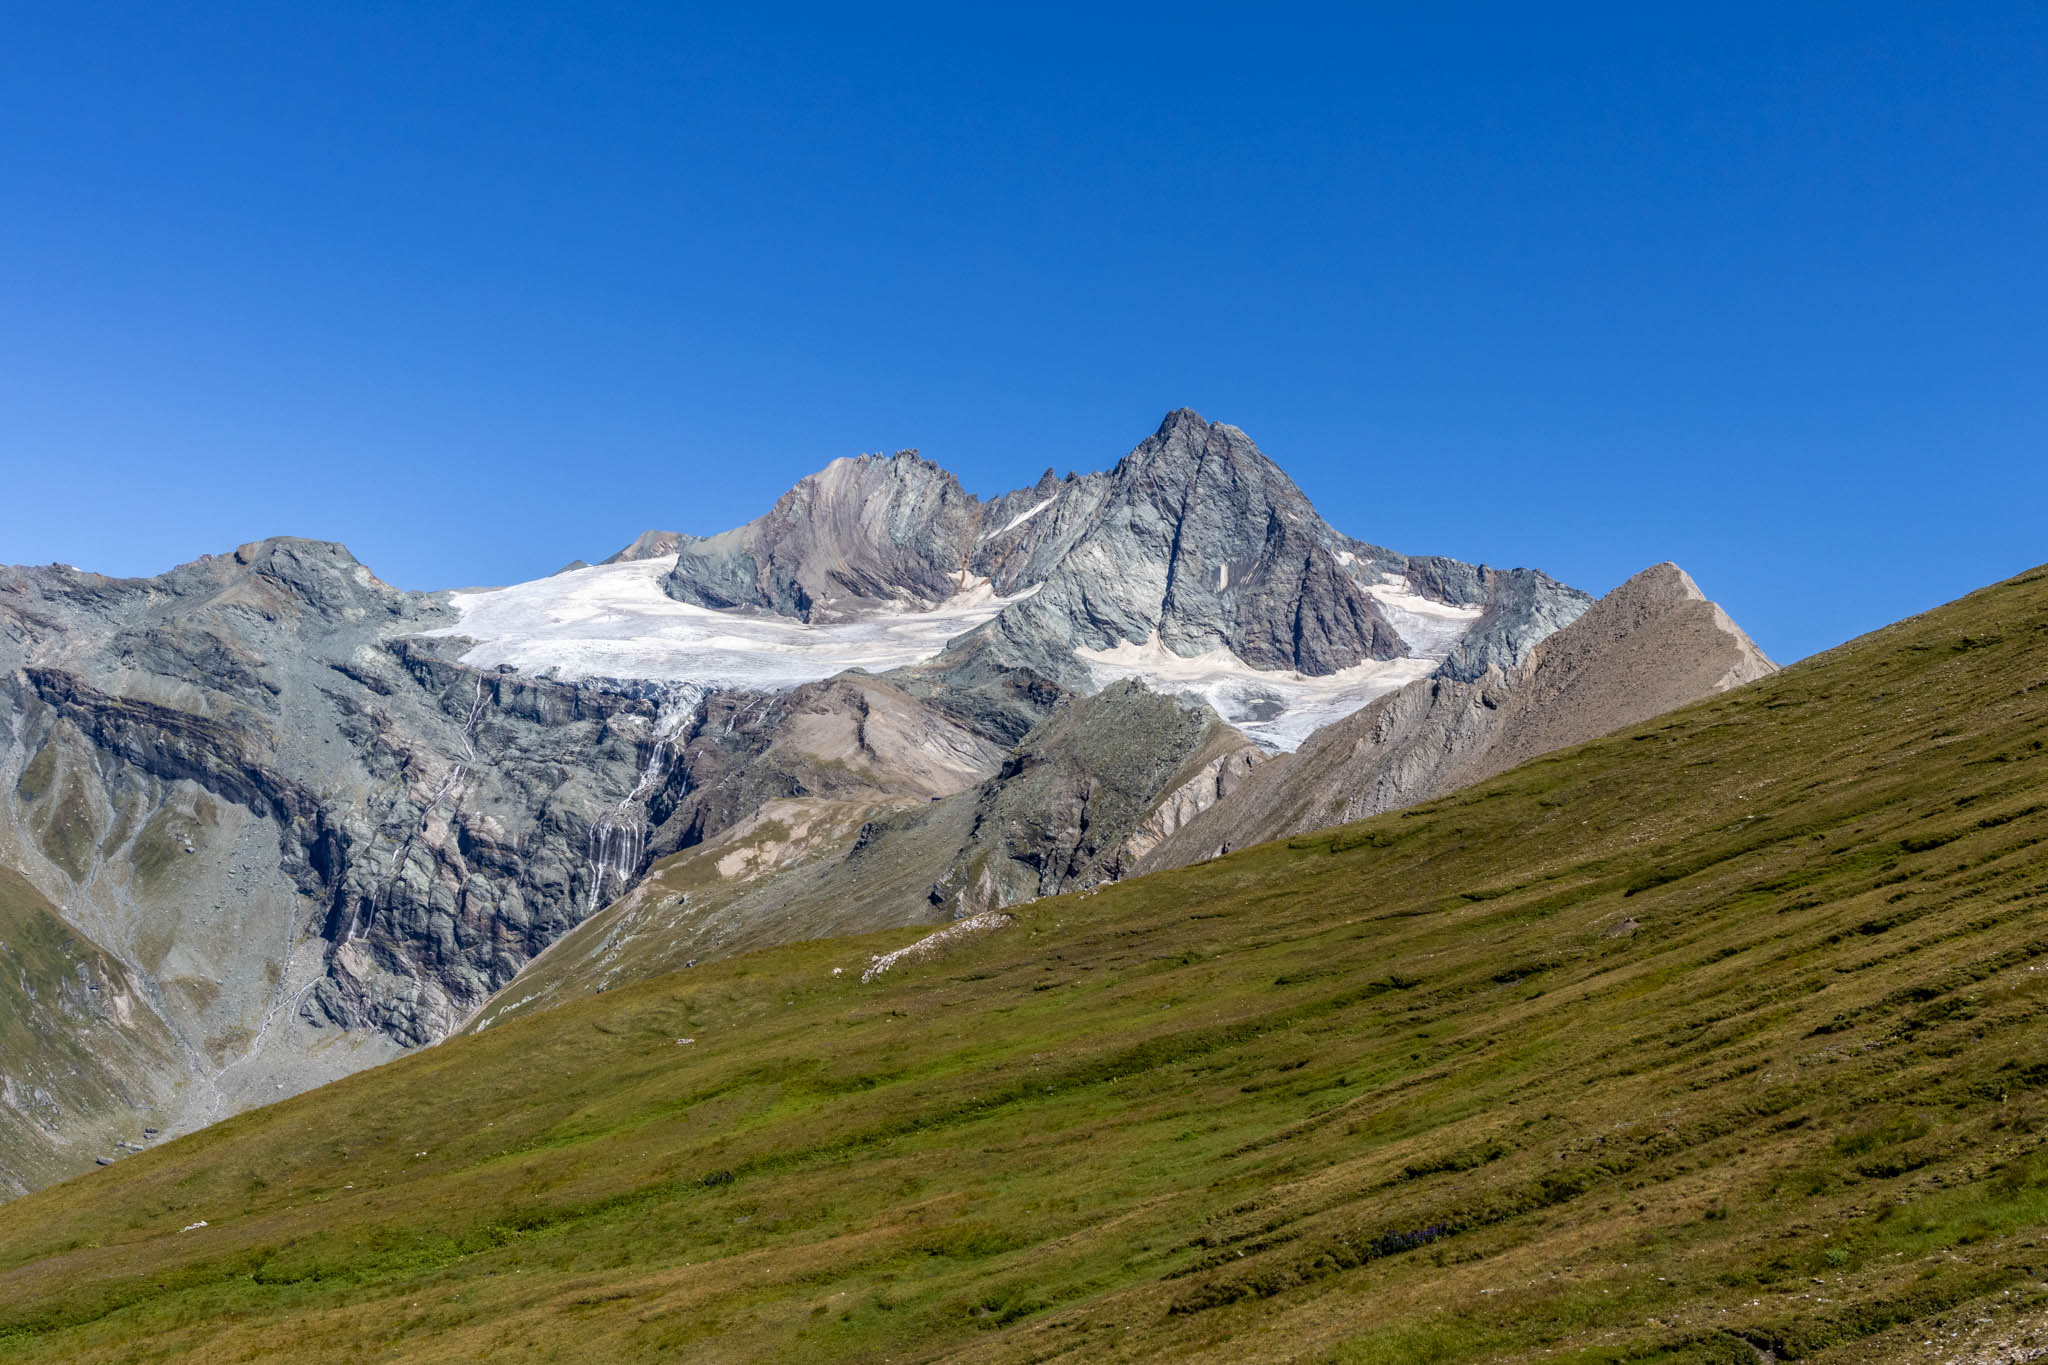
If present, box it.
[4,566,2048,1362]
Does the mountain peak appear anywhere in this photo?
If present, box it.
[1609,561,1704,606]
[643,410,1593,697]
[663,445,977,620]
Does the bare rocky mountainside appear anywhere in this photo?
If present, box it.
[0,409,1767,1195]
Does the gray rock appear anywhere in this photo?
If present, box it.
[965,410,1410,679]
[603,530,697,565]
[0,539,669,1189]
[470,678,1260,1022]
[656,410,1589,687]
[663,452,979,620]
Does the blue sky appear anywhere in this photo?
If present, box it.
[3,4,2042,663]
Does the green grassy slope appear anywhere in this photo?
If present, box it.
[3,567,2048,1362]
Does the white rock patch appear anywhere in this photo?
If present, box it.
[861,911,1015,984]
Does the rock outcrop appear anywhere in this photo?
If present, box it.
[471,681,1260,1024]
[664,452,981,620]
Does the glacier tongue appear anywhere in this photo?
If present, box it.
[424,557,1034,690]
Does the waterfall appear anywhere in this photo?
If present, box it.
[582,684,702,917]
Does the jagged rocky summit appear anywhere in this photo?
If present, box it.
[658,409,1584,688]
[0,409,1764,1196]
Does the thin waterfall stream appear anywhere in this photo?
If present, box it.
[583,684,704,917]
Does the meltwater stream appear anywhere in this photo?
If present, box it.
[582,684,705,917]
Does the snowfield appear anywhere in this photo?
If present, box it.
[428,560,1484,752]
[1074,635,1442,751]
[424,557,1033,690]
[1075,576,1482,750]
[1365,576,1486,657]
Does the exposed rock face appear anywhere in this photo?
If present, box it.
[924,681,1258,916]
[603,530,697,564]
[0,540,1050,1192]
[659,411,1592,689]
[966,412,1407,676]
[1135,564,1777,871]
[961,411,1590,687]
[1119,743,1265,868]
[471,680,1259,1025]
[640,675,1009,856]
[0,540,671,1186]
[664,453,981,620]
[1410,557,1602,683]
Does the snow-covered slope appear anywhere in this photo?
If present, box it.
[1074,638,1441,751]
[1068,576,1482,749]
[424,557,1036,691]
[428,557,1495,752]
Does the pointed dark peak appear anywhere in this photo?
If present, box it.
[1117,409,1289,487]
[1122,408,1216,467]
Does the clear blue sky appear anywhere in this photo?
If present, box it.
[3,4,2042,662]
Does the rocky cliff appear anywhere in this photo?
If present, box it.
[0,541,678,1185]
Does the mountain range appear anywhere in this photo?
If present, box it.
[0,409,1770,1196]
[5,530,2044,1363]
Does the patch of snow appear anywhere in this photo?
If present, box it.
[1217,562,1229,590]
[1366,576,1486,657]
[1076,633,1441,752]
[423,557,1035,690]
[984,495,1057,539]
[1335,550,1357,567]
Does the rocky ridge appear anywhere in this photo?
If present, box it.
[663,410,1589,690]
